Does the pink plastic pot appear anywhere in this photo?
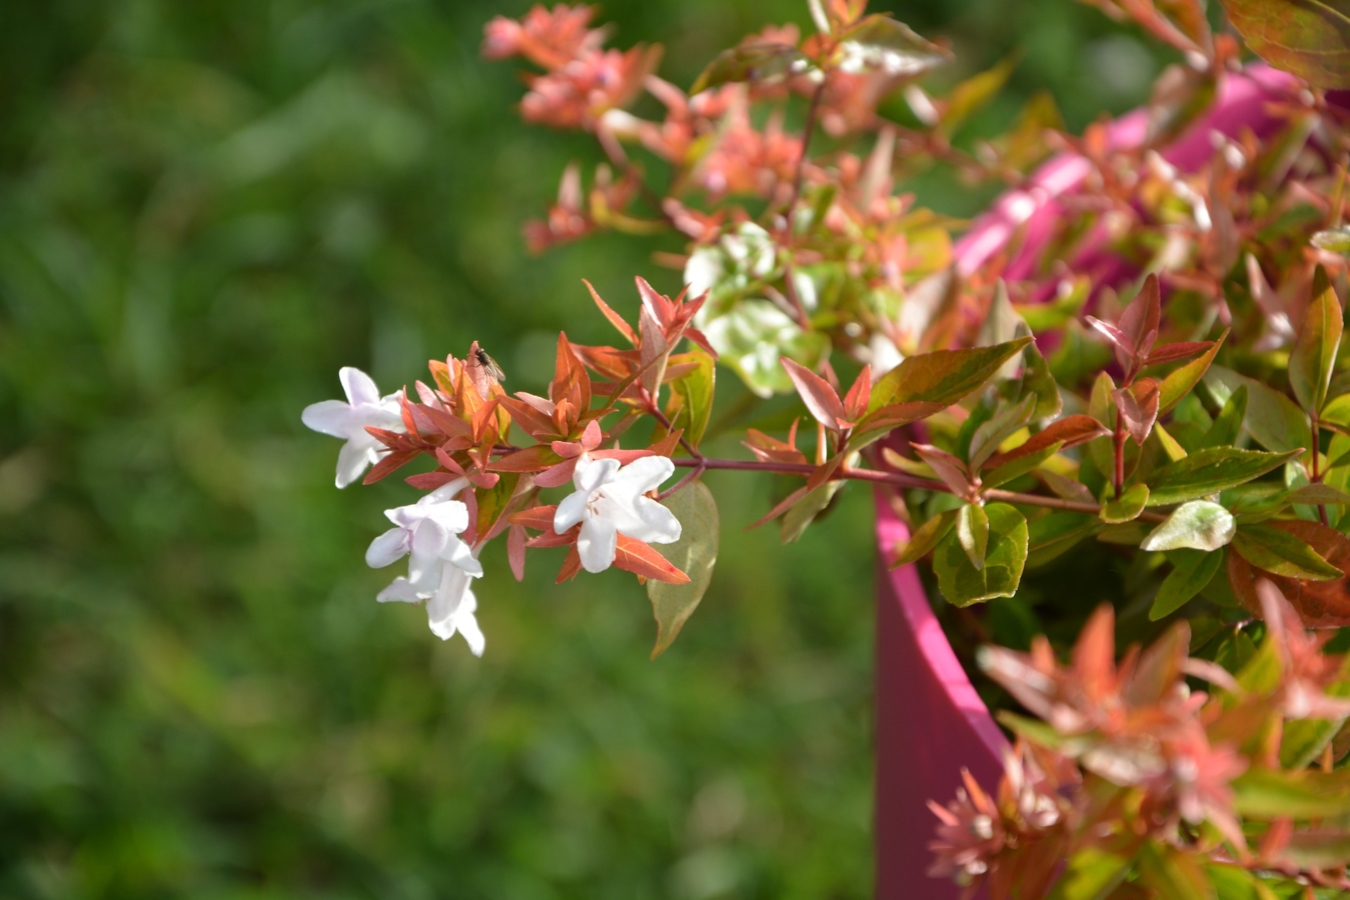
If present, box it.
[873,66,1303,898]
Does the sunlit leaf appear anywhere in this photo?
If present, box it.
[892,510,956,568]
[1218,0,1350,89]
[835,14,951,78]
[1101,483,1150,523]
[1146,447,1299,506]
[1204,365,1310,454]
[956,503,990,571]
[869,337,1033,413]
[1141,501,1236,552]
[1289,265,1343,414]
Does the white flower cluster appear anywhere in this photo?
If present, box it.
[303,368,682,654]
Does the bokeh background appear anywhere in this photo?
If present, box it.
[0,1,1168,897]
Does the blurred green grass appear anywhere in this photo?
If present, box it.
[0,1,1162,897]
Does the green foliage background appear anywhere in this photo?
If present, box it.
[0,1,1164,897]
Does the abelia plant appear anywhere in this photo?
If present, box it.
[301,0,1350,892]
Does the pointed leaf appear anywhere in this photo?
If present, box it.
[1228,520,1350,627]
[1204,365,1310,454]
[1232,525,1343,581]
[869,338,1033,412]
[956,503,990,571]
[1217,0,1350,89]
[1160,330,1225,414]
[1289,265,1343,414]
[1146,447,1300,506]
[982,442,1062,490]
[835,14,951,78]
[1200,385,1248,450]
[892,510,956,568]
[1114,377,1160,446]
[691,41,811,94]
[1150,548,1223,619]
[648,482,719,658]
[984,415,1108,469]
[781,357,848,431]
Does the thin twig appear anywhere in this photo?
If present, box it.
[658,464,705,501]
[668,455,1168,522]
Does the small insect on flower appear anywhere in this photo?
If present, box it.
[471,346,506,383]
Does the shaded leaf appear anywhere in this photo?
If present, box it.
[1229,519,1350,626]
[781,480,844,543]
[1102,483,1150,523]
[933,503,1028,606]
[1150,548,1223,619]
[1232,525,1343,581]
[648,482,719,658]
[982,442,1062,490]
[892,510,956,568]
[691,41,811,94]
[1199,385,1247,450]
[1232,768,1350,818]
[1204,364,1310,454]
[1114,377,1160,446]
[1026,513,1101,568]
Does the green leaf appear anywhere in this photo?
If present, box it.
[648,481,720,659]
[1046,845,1133,900]
[780,479,844,543]
[1281,829,1350,869]
[1146,447,1299,506]
[1026,513,1101,568]
[1204,365,1310,454]
[940,55,1017,136]
[1217,0,1350,89]
[956,503,990,570]
[1232,525,1344,580]
[666,349,716,450]
[933,503,1028,606]
[1150,549,1223,620]
[1204,864,1275,900]
[1283,483,1350,505]
[690,41,812,94]
[892,510,956,568]
[982,441,1062,490]
[474,472,521,540]
[835,14,951,78]
[968,394,1036,469]
[1141,501,1236,552]
[1160,332,1225,414]
[869,338,1033,413]
[1102,483,1150,523]
[1199,385,1247,449]
[1314,225,1350,255]
[1289,265,1343,414]
[1232,768,1350,819]
[1137,840,1211,900]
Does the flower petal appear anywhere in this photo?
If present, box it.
[336,440,374,488]
[455,590,486,657]
[442,535,484,576]
[428,477,469,503]
[612,496,682,544]
[366,528,409,568]
[424,500,470,534]
[574,455,620,493]
[427,565,473,640]
[554,490,590,533]
[340,367,381,407]
[577,515,618,573]
[412,519,450,560]
[377,576,423,603]
[302,400,353,438]
[610,456,675,495]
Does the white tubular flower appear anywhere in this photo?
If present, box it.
[553,455,682,574]
[368,479,486,653]
[377,558,485,656]
[301,367,405,488]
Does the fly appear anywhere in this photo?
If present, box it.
[472,346,506,383]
